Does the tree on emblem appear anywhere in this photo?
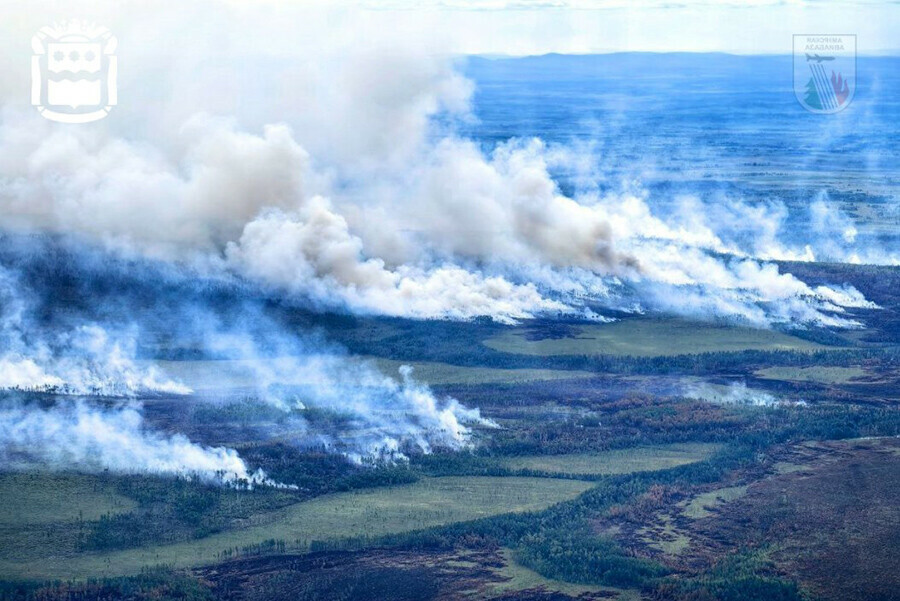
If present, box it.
[804,77,822,110]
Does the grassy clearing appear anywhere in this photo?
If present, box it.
[371,358,594,385]
[152,359,275,390]
[155,357,593,391]
[0,473,137,525]
[0,476,591,581]
[485,319,825,357]
[501,443,722,476]
[681,485,748,519]
[755,366,867,384]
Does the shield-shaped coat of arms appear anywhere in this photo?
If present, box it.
[31,22,117,123]
[793,34,856,114]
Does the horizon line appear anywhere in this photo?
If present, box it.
[469,50,900,58]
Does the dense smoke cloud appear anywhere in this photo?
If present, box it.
[0,5,888,327]
[344,138,881,326]
[0,400,278,486]
[0,114,565,323]
[0,256,258,483]
[0,114,881,327]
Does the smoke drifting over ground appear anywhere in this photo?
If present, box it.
[0,237,491,482]
[0,400,277,486]
[684,382,781,407]
[0,263,189,396]
[0,4,891,483]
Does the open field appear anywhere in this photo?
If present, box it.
[0,473,137,526]
[755,366,868,384]
[637,514,691,557]
[370,358,595,386]
[154,358,594,391]
[484,319,826,357]
[0,476,591,581]
[500,443,722,476]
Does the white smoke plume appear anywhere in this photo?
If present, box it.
[684,382,781,407]
[235,358,494,464]
[0,4,886,328]
[0,242,493,467]
[0,265,189,396]
[0,114,878,328]
[0,400,281,487]
[664,193,900,267]
[344,137,880,327]
[0,261,280,486]
[191,323,496,461]
[224,201,566,323]
[0,325,192,397]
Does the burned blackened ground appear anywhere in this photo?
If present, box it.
[596,438,900,601]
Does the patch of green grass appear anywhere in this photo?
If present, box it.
[0,473,137,525]
[485,319,825,358]
[681,485,748,519]
[755,366,867,384]
[151,359,293,391]
[500,443,722,476]
[0,477,591,581]
[155,357,593,391]
[371,358,594,385]
[486,548,641,600]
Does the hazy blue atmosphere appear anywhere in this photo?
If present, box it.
[463,54,900,248]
